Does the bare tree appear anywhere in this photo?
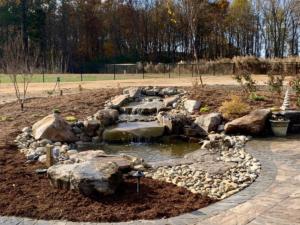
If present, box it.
[1,35,39,111]
[180,0,206,87]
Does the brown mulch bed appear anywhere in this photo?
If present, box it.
[188,85,279,113]
[0,147,212,222]
[0,88,213,222]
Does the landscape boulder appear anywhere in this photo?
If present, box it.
[94,109,119,126]
[194,113,222,133]
[109,94,130,108]
[163,95,180,107]
[103,121,165,142]
[32,113,77,142]
[83,120,100,137]
[184,100,201,113]
[47,160,123,196]
[122,99,164,115]
[69,150,133,171]
[159,87,178,96]
[157,110,192,134]
[143,87,161,96]
[123,87,141,98]
[224,109,271,135]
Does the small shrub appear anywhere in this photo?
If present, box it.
[219,95,250,119]
[233,70,256,93]
[267,74,285,96]
[249,92,265,101]
[65,116,77,123]
[200,105,210,113]
[191,78,202,95]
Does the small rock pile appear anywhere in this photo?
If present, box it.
[15,126,76,163]
[144,134,261,200]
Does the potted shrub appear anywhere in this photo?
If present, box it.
[269,114,290,137]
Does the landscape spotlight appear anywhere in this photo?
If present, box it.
[132,171,145,193]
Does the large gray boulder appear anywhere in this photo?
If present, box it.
[184,100,201,113]
[123,87,141,98]
[157,110,191,134]
[94,109,119,126]
[69,150,132,171]
[47,159,123,196]
[83,120,100,137]
[103,121,165,142]
[109,94,130,108]
[159,87,178,96]
[163,95,180,107]
[122,99,164,115]
[32,113,77,142]
[224,109,271,135]
[194,113,222,133]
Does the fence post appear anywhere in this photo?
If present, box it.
[192,64,194,77]
[42,70,45,83]
[113,64,116,80]
[214,64,216,75]
[80,72,83,82]
[142,63,145,79]
[46,145,54,168]
[232,63,236,74]
[169,64,171,78]
[178,64,181,78]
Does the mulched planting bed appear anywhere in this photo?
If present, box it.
[188,85,279,113]
[0,85,277,222]
[0,88,214,222]
[0,147,213,222]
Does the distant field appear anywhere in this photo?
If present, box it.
[0,72,203,83]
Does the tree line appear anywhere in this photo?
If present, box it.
[0,0,299,73]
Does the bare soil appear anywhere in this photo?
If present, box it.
[0,88,213,223]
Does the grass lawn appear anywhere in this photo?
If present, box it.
[0,72,202,83]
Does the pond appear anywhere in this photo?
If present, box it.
[79,141,201,162]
